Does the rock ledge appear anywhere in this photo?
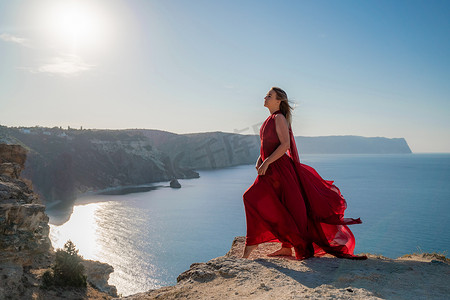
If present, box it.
[120,236,449,300]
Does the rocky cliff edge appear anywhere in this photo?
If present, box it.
[120,236,449,300]
[0,144,117,299]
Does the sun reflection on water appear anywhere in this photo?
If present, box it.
[49,203,104,260]
[48,197,166,296]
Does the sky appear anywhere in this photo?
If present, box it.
[0,0,449,153]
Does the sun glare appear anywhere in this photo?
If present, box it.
[40,0,108,53]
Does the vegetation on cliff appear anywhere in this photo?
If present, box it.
[42,240,87,289]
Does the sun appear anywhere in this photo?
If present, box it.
[40,0,108,53]
[54,4,97,43]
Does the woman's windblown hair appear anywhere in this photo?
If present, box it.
[271,86,293,127]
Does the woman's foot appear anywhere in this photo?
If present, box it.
[267,247,293,257]
[242,245,258,258]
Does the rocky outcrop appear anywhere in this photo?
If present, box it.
[120,236,449,300]
[0,144,53,298]
[0,144,27,178]
[0,144,118,299]
[169,179,181,188]
[82,259,118,297]
[0,144,27,165]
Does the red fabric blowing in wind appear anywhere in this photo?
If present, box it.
[243,110,365,259]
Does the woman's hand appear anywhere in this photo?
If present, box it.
[255,157,262,170]
[257,160,270,175]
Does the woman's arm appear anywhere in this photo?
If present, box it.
[257,114,290,175]
[255,155,262,170]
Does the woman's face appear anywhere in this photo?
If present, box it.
[264,89,280,108]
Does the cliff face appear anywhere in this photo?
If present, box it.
[0,144,118,299]
[0,144,53,298]
[0,126,412,210]
[0,127,259,207]
[120,236,449,300]
[154,131,260,170]
[0,128,200,206]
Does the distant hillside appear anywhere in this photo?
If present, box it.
[0,127,195,207]
[295,135,412,154]
[0,125,412,208]
[0,126,258,206]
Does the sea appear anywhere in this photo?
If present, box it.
[47,153,450,296]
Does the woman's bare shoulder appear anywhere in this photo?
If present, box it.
[274,113,288,125]
[274,113,286,119]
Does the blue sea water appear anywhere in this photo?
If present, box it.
[48,153,450,296]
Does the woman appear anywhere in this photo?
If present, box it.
[242,87,367,260]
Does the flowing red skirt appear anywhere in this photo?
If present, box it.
[243,155,364,259]
[244,110,365,260]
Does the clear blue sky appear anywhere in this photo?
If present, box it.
[1,0,449,152]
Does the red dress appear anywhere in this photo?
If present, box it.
[243,110,366,260]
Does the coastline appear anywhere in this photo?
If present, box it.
[46,177,200,225]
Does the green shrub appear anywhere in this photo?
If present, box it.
[41,270,54,289]
[41,240,87,289]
